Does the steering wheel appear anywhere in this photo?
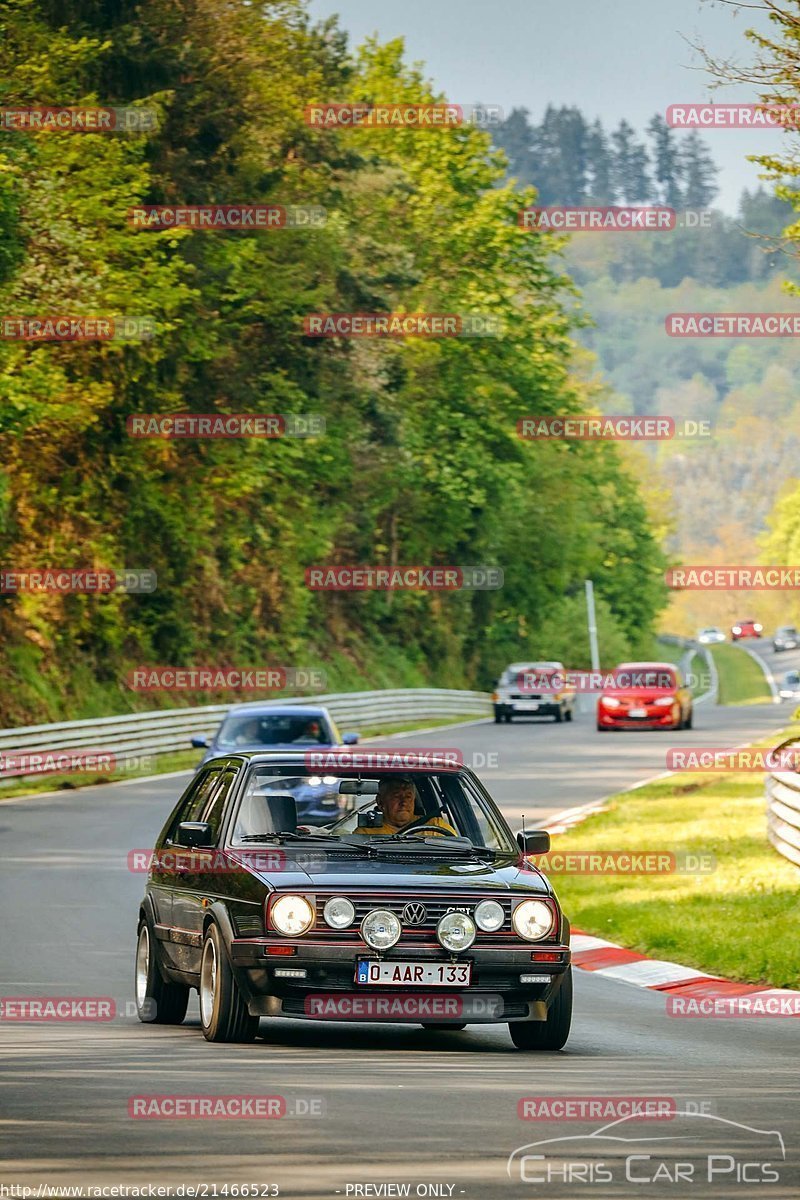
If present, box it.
[395,822,458,839]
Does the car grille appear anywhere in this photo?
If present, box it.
[312,892,516,940]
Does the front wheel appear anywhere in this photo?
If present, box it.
[510,967,572,1051]
[135,920,190,1025]
[684,708,693,729]
[199,923,259,1043]
[565,708,573,723]
[554,707,563,723]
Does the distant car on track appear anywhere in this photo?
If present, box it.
[191,704,359,822]
[192,704,358,765]
[779,669,800,700]
[773,625,799,652]
[134,751,572,1049]
[731,619,762,641]
[697,627,726,645]
[492,662,575,724]
[597,661,693,732]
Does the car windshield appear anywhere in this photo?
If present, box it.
[217,714,330,748]
[228,766,518,855]
[612,666,678,690]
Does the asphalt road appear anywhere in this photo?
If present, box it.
[1,667,799,1198]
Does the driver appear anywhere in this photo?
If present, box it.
[353,777,458,837]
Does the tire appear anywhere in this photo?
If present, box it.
[509,967,572,1051]
[420,1022,467,1031]
[135,919,190,1025]
[684,707,693,730]
[199,922,259,1043]
[565,708,573,723]
[554,707,563,723]
[494,710,502,724]
[505,714,512,723]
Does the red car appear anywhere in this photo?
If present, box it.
[597,661,693,732]
[731,619,762,641]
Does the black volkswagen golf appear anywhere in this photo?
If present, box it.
[135,750,572,1050]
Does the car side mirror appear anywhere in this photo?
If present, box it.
[190,736,209,749]
[342,732,359,745]
[517,830,551,855]
[175,821,213,847]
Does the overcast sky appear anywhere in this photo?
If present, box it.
[307,0,784,213]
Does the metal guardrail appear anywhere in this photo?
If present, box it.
[0,689,491,779]
[766,736,800,869]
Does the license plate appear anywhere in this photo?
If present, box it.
[515,703,539,712]
[628,707,648,718]
[356,960,472,987]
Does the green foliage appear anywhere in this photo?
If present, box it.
[0,1,668,724]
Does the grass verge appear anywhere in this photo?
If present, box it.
[551,726,800,988]
[711,643,772,706]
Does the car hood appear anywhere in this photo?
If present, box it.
[240,852,552,895]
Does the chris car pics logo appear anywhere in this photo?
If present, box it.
[507,1111,785,1186]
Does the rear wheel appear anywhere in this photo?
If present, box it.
[510,968,572,1051]
[199,923,259,1043]
[135,919,190,1025]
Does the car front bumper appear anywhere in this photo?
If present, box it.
[229,939,572,1023]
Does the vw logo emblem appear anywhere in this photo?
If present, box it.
[402,902,427,925]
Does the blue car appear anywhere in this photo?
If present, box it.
[191,704,359,823]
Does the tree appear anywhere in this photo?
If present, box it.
[611,120,652,203]
[680,131,718,208]
[647,114,683,208]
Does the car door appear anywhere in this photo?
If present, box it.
[156,766,224,970]
[147,768,215,936]
[169,763,240,974]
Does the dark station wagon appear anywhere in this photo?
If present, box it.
[135,751,572,1050]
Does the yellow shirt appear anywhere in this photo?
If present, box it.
[353,815,458,837]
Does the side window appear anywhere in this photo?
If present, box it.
[199,768,238,842]
[167,768,222,842]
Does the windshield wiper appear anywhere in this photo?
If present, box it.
[238,832,358,847]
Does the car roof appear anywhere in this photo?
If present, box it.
[224,703,332,718]
[506,661,563,671]
[614,661,677,671]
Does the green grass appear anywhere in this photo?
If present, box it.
[710,643,772,705]
[553,732,800,988]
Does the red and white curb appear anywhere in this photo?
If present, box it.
[569,931,800,1011]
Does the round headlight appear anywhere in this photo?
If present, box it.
[602,696,621,708]
[474,899,505,933]
[361,909,401,950]
[436,911,476,952]
[271,894,314,936]
[323,896,356,930]
[512,899,554,941]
